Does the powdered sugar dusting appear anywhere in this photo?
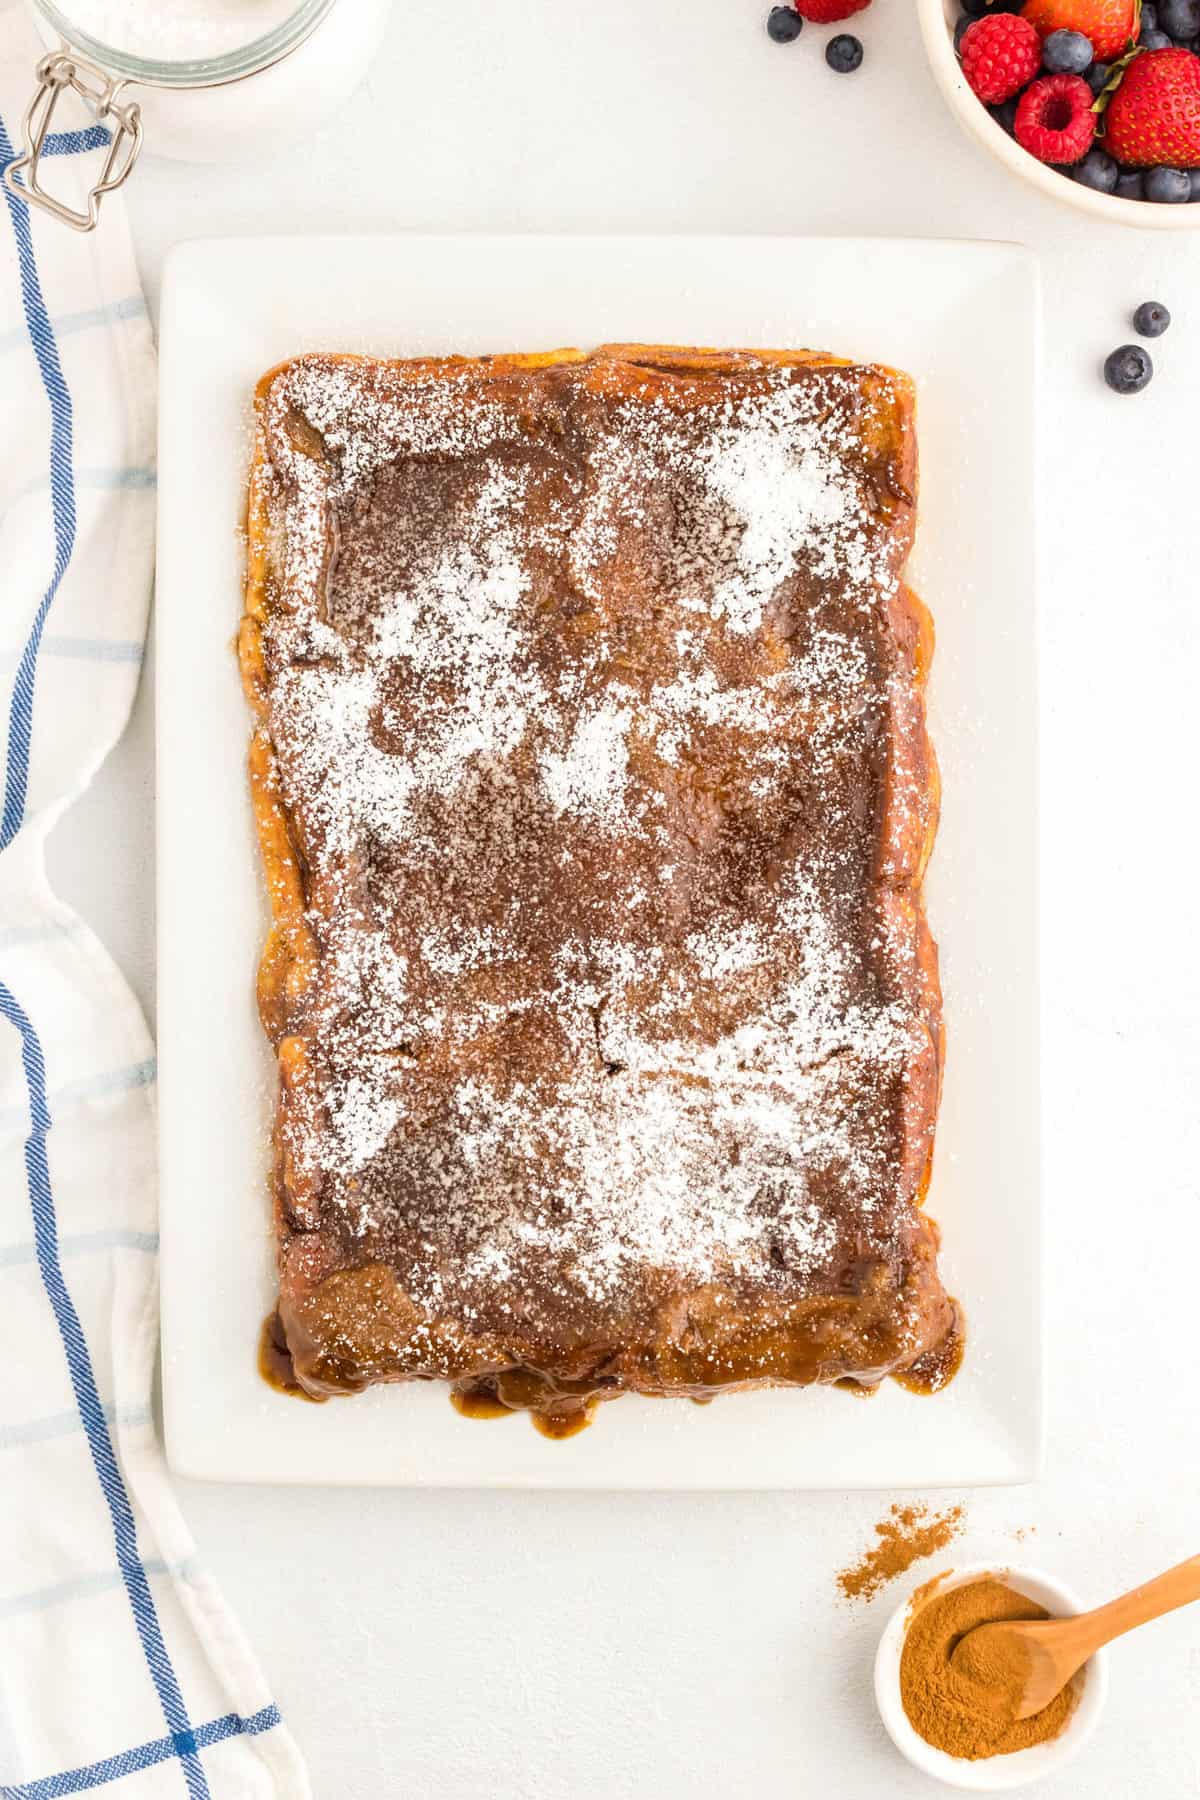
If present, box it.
[256,348,936,1346]
[698,386,856,634]
[540,698,634,826]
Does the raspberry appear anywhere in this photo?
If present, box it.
[959,13,1042,103]
[794,0,869,20]
[1014,72,1097,162]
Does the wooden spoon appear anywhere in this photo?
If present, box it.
[950,1554,1200,1720]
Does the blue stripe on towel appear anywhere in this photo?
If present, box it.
[4,1707,283,1799]
[0,127,112,173]
[2,465,157,509]
[0,110,77,854]
[0,1401,152,1452]
[42,126,112,158]
[0,296,147,359]
[0,919,81,950]
[0,1227,159,1270]
[51,1056,157,1106]
[41,636,145,665]
[0,982,209,1799]
[0,1056,157,1132]
[1,1552,200,1621]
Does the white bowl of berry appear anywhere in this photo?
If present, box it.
[917,0,1200,223]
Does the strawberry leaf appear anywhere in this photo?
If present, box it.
[1092,39,1143,119]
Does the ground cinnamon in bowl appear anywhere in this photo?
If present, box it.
[899,1577,1082,1760]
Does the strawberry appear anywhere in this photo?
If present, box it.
[1105,47,1200,165]
[794,0,870,19]
[1020,0,1137,61]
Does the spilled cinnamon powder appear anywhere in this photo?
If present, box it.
[836,1503,964,1602]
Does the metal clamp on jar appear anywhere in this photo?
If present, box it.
[4,0,393,232]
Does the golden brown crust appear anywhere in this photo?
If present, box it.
[243,344,955,1432]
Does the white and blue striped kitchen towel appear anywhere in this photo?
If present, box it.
[0,11,309,1796]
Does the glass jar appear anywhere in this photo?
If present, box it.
[5,0,392,229]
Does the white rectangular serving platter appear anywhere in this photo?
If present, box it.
[157,236,1040,1488]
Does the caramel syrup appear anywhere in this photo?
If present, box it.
[531,1403,597,1440]
[450,1383,597,1437]
[450,1387,513,1423]
[893,1299,965,1396]
[258,1309,323,1402]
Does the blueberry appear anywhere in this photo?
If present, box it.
[1087,60,1113,93]
[1042,26,1095,69]
[767,5,803,41]
[955,13,972,48]
[1131,301,1170,337]
[1074,147,1119,190]
[961,0,1023,14]
[1115,168,1145,198]
[1141,2,1160,29]
[1141,28,1173,46]
[1160,0,1200,34]
[1104,344,1154,393]
[1146,164,1192,199]
[825,32,863,70]
[1190,166,1200,198]
[990,96,1019,133]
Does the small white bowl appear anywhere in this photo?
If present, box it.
[874,1560,1109,1790]
[916,0,1200,228]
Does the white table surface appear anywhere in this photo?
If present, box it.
[45,1,1200,1794]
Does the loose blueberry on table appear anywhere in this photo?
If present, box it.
[1133,298,1171,332]
[1100,302,1172,392]
[954,0,1200,207]
[767,6,804,42]
[1104,343,1155,390]
[765,0,868,72]
[826,32,864,69]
